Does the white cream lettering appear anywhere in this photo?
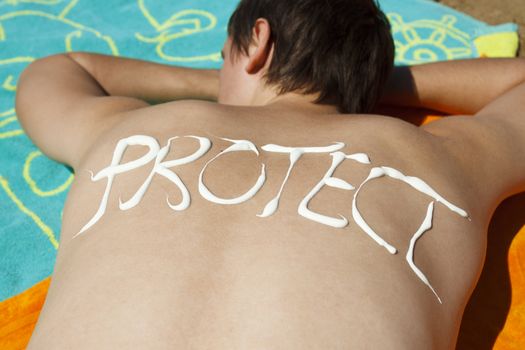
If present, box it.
[257,142,345,217]
[119,136,212,212]
[406,201,443,304]
[73,135,161,238]
[198,137,266,205]
[74,134,471,304]
[352,166,469,255]
[298,151,371,228]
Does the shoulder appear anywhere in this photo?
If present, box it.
[74,100,224,168]
[421,114,524,211]
[115,99,226,125]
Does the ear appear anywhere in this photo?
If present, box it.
[245,18,273,75]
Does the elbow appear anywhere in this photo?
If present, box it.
[16,53,67,90]
[20,52,69,73]
[509,57,525,86]
[512,57,525,84]
[15,53,66,122]
[18,52,82,83]
[521,62,525,86]
[65,51,97,76]
[14,59,36,122]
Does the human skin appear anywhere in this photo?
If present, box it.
[16,18,525,350]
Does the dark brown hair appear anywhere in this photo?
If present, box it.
[227,0,395,114]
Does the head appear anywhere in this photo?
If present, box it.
[219,0,395,114]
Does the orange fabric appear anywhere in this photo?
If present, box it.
[494,226,525,349]
[0,113,523,349]
[0,278,50,350]
[421,115,443,124]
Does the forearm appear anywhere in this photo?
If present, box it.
[378,58,525,115]
[67,52,219,104]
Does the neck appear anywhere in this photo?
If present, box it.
[222,84,339,115]
[264,93,339,115]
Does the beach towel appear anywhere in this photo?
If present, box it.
[0,0,522,348]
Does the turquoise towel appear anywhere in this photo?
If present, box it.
[0,0,519,302]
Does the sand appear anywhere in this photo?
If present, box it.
[438,0,524,57]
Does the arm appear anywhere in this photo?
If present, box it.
[378,58,525,115]
[67,52,219,104]
[379,58,525,201]
[15,52,219,170]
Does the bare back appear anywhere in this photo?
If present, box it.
[27,102,490,349]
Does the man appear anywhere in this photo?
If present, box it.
[16,0,524,348]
